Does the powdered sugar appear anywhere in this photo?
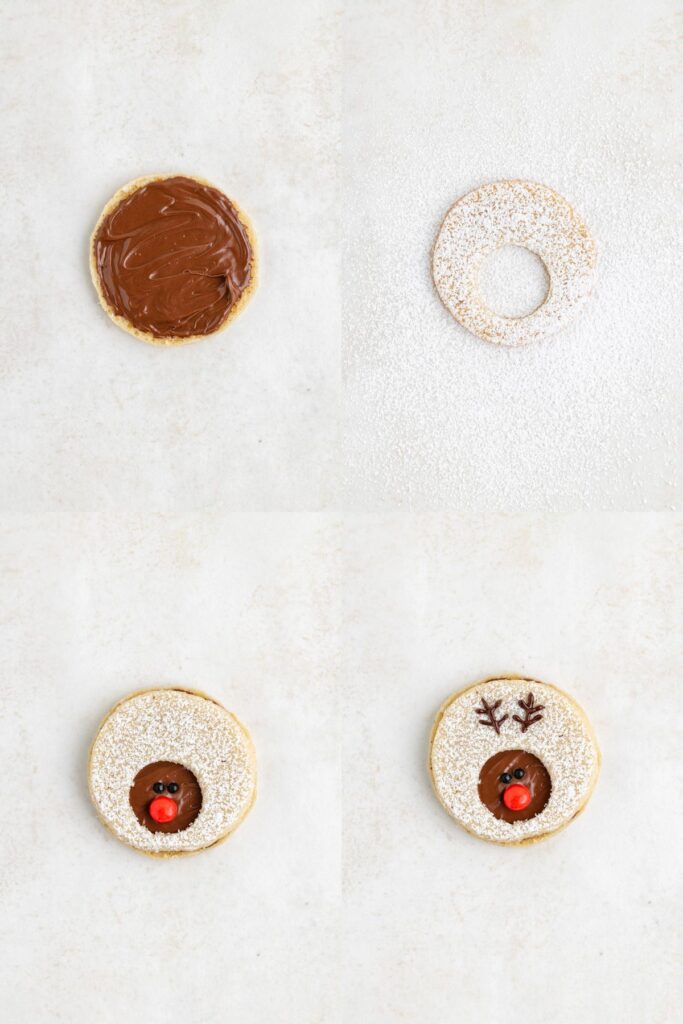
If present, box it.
[343,6,681,512]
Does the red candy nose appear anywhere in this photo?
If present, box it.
[503,784,532,811]
[148,796,178,823]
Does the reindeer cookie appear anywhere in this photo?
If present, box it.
[88,687,256,857]
[429,676,599,845]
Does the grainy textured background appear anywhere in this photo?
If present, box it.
[343,512,681,1024]
[0,1,681,1022]
[343,0,681,512]
[0,2,339,1022]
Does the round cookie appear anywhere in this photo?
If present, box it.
[432,180,596,346]
[90,175,257,345]
[88,687,256,857]
[429,676,599,845]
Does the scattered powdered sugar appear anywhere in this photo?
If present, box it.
[343,47,681,512]
[89,689,256,855]
[430,677,599,844]
[432,180,596,346]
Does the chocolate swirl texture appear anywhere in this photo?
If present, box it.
[93,176,254,339]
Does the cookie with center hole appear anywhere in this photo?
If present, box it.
[429,676,599,845]
[88,687,256,857]
[432,180,596,346]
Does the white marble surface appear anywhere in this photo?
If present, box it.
[0,2,681,1023]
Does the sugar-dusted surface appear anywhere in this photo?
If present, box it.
[432,181,596,347]
[430,677,599,843]
[89,689,256,854]
[344,0,681,512]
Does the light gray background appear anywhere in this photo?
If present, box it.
[1,2,339,1022]
[343,511,681,1024]
[343,0,682,512]
[1,2,681,1023]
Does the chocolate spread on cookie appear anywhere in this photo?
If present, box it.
[94,176,253,338]
[478,749,551,822]
[130,761,203,833]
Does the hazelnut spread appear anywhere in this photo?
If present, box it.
[129,760,203,834]
[93,176,253,339]
[477,749,551,822]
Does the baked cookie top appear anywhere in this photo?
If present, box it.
[90,175,257,345]
[88,688,256,856]
[429,676,599,844]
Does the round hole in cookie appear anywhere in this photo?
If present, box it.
[478,245,550,319]
[478,749,551,823]
[130,760,203,834]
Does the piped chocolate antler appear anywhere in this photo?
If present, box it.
[475,697,508,735]
[513,692,545,733]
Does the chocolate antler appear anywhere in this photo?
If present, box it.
[475,697,508,735]
[513,692,545,733]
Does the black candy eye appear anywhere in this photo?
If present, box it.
[167,782,179,794]
[500,772,512,784]
[152,782,165,793]
[514,768,525,779]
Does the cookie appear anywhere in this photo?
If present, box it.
[432,180,596,346]
[90,175,257,345]
[429,676,599,845]
[88,687,256,857]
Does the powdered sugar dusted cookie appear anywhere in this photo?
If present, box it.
[429,676,599,845]
[432,180,596,346]
[88,688,256,857]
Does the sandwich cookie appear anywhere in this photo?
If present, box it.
[429,675,599,844]
[88,687,256,856]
